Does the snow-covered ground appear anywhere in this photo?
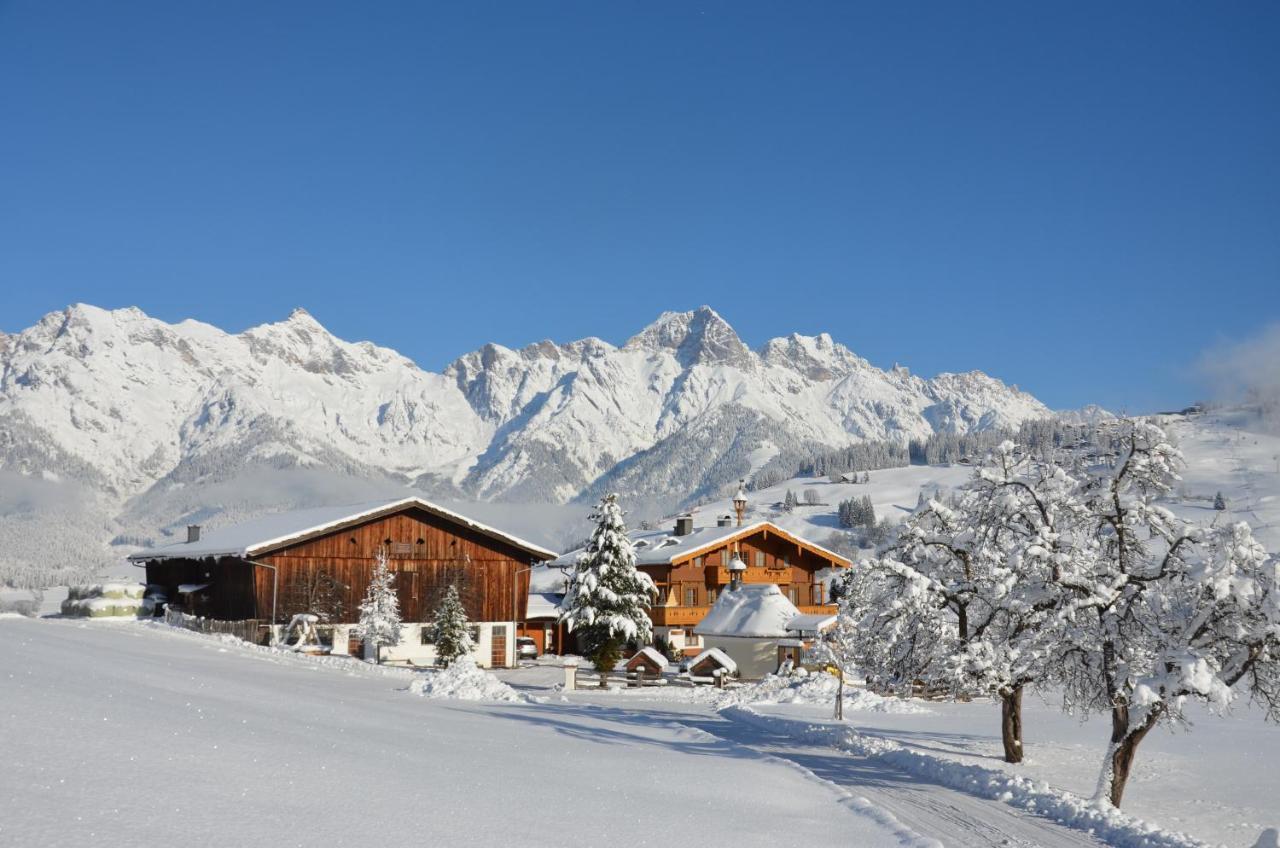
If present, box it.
[0,617,927,847]
[6,617,1277,847]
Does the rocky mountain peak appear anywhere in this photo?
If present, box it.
[624,305,754,369]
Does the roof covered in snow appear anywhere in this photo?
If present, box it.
[687,647,737,673]
[128,497,558,562]
[786,613,837,633]
[626,647,669,669]
[525,592,563,620]
[548,520,851,569]
[693,583,803,639]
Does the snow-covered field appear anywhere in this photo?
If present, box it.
[5,616,1278,847]
[0,617,925,847]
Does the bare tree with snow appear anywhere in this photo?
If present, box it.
[834,441,1073,762]
[1047,421,1280,807]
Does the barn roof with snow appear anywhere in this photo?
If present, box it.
[127,497,558,562]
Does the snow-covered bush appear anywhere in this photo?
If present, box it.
[408,658,523,702]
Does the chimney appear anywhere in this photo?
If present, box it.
[717,515,733,527]
[187,525,201,543]
[674,515,694,536]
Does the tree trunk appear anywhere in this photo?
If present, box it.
[1101,703,1159,807]
[599,670,608,689]
[999,684,1024,764]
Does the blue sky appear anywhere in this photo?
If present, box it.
[1,2,1276,412]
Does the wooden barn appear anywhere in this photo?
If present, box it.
[549,515,850,655]
[127,497,558,667]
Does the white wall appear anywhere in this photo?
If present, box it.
[331,621,514,668]
[701,635,778,679]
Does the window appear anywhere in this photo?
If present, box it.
[420,626,433,645]
[707,588,717,604]
[717,550,726,566]
[813,583,824,605]
[694,556,703,568]
[684,587,697,607]
[787,586,800,604]
[782,554,791,568]
[755,551,765,568]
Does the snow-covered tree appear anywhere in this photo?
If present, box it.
[428,584,474,667]
[1214,490,1227,510]
[1047,421,1280,807]
[352,547,401,663]
[783,489,797,512]
[559,493,657,687]
[834,441,1076,762]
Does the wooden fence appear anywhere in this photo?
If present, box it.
[165,608,266,644]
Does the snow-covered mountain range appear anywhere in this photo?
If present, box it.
[0,303,1049,578]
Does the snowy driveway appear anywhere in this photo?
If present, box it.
[3,618,919,847]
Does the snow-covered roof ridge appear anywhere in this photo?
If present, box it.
[694,583,802,638]
[688,646,738,673]
[548,520,852,569]
[128,496,558,562]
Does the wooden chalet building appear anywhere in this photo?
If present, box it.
[127,497,558,668]
[549,514,851,655]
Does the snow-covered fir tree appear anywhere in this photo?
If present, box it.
[352,546,402,664]
[1214,490,1228,510]
[428,584,474,667]
[559,493,657,687]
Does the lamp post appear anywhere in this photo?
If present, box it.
[733,480,748,527]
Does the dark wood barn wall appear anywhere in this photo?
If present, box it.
[148,507,539,624]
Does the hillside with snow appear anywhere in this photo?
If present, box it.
[0,303,1049,583]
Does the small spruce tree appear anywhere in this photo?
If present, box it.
[1214,491,1227,511]
[429,584,474,667]
[352,547,402,664]
[559,493,657,687]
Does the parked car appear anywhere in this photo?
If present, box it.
[515,637,538,661]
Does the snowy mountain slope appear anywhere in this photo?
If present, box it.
[1158,408,1280,552]
[0,302,1050,580]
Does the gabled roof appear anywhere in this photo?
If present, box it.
[127,497,558,562]
[548,520,851,569]
[694,583,802,638]
[687,647,737,674]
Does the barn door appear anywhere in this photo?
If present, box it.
[490,625,507,668]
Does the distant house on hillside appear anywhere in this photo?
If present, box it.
[127,497,557,668]
[550,513,849,655]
